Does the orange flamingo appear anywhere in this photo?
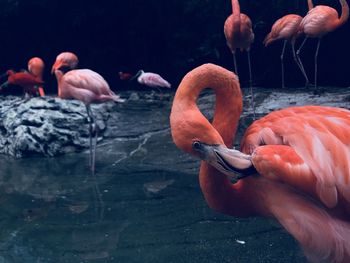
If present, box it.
[263,3,314,88]
[224,0,255,119]
[28,57,45,96]
[170,63,350,263]
[52,52,124,174]
[297,0,349,88]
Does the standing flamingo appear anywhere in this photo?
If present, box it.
[52,52,124,174]
[264,11,312,88]
[28,57,45,96]
[170,63,350,263]
[119,70,171,88]
[224,0,255,119]
[297,0,349,88]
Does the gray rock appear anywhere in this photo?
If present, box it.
[0,87,349,158]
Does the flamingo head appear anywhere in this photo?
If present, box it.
[28,57,45,77]
[51,52,78,74]
[191,141,256,182]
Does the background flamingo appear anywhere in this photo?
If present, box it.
[296,0,349,88]
[119,70,171,88]
[170,63,350,263]
[264,11,311,88]
[224,0,255,118]
[52,52,124,174]
[28,57,45,96]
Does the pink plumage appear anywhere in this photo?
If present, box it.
[136,70,171,88]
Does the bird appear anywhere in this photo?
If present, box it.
[52,52,125,174]
[224,0,255,119]
[0,57,45,98]
[28,57,45,96]
[296,0,349,88]
[170,63,350,263]
[119,70,171,88]
[263,13,311,88]
[0,70,44,98]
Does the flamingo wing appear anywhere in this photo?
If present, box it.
[300,6,339,36]
[241,106,350,209]
[60,69,124,104]
[264,15,302,45]
[63,69,111,96]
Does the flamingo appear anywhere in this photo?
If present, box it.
[263,9,313,88]
[296,0,349,88]
[119,70,171,88]
[28,57,45,96]
[224,0,255,119]
[170,63,350,263]
[52,52,124,174]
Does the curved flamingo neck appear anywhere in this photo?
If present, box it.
[307,0,314,11]
[171,64,257,216]
[337,0,349,27]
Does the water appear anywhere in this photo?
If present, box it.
[2,88,344,262]
[0,152,306,263]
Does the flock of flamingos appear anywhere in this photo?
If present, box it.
[0,0,349,262]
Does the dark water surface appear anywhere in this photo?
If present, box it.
[2,87,345,262]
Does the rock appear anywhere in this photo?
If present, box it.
[0,87,349,158]
[0,96,116,157]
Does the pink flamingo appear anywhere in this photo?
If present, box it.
[52,52,124,174]
[171,63,350,262]
[297,0,349,88]
[224,0,255,119]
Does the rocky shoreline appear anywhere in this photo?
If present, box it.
[0,87,348,158]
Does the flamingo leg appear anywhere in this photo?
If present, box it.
[292,41,309,86]
[232,52,238,76]
[86,105,97,175]
[247,50,256,120]
[296,37,310,87]
[314,38,321,88]
[280,40,287,89]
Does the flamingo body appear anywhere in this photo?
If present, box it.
[242,105,350,210]
[300,6,341,37]
[264,14,302,45]
[170,63,350,263]
[224,13,254,52]
[56,69,123,105]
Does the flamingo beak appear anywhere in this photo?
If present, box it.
[192,141,257,182]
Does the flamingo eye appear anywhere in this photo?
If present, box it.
[192,141,202,151]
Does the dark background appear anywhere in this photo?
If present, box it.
[0,0,349,93]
